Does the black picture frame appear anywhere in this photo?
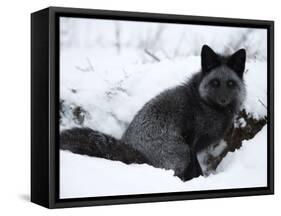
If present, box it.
[31,6,274,209]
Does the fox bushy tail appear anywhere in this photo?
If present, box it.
[60,127,147,164]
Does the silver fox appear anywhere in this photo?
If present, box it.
[60,45,246,181]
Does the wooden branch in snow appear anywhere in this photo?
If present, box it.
[208,109,267,172]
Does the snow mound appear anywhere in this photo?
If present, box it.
[60,126,267,198]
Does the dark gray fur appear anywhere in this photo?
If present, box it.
[60,45,246,181]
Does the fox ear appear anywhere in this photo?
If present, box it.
[201,45,220,73]
[227,49,246,78]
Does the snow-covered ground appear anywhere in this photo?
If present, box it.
[59,17,268,198]
[60,126,267,198]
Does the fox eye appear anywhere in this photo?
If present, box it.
[211,79,220,87]
[227,80,236,88]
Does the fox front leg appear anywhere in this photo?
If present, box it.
[197,140,228,176]
[179,150,203,181]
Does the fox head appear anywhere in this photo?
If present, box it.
[198,45,246,109]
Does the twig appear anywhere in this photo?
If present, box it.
[144,49,161,62]
[108,112,129,129]
[75,57,94,72]
[115,22,121,54]
[86,58,94,72]
[258,99,267,110]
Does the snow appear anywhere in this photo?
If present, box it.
[59,17,268,198]
[60,126,267,198]
[234,117,247,128]
[243,61,267,119]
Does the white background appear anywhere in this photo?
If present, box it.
[0,0,279,214]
